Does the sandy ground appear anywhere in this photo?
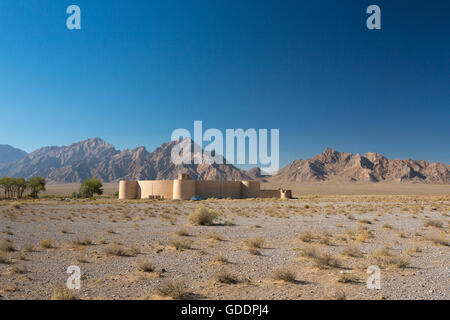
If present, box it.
[0,194,448,300]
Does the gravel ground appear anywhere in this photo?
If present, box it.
[0,196,448,300]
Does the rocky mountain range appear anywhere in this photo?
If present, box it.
[0,139,448,184]
[0,138,251,183]
[269,148,450,184]
[0,145,27,164]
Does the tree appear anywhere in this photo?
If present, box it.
[78,178,103,198]
[29,176,46,198]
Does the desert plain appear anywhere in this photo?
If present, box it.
[0,182,449,300]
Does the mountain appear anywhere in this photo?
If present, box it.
[1,140,448,184]
[269,148,450,184]
[0,145,27,164]
[0,138,251,183]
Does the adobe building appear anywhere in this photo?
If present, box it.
[119,173,292,200]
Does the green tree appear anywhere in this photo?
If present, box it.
[79,178,103,198]
[29,176,46,198]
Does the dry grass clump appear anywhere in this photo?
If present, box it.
[70,237,94,247]
[0,253,9,264]
[299,245,320,259]
[385,255,410,268]
[207,232,223,241]
[40,238,53,249]
[188,206,218,226]
[10,202,21,209]
[244,237,265,249]
[0,240,16,252]
[299,245,339,269]
[214,269,238,284]
[12,264,28,274]
[371,247,391,258]
[298,232,314,243]
[104,243,129,256]
[324,288,347,300]
[424,219,443,228]
[51,288,80,300]
[136,259,155,272]
[313,252,340,269]
[75,254,89,263]
[213,255,230,264]
[247,247,261,256]
[157,280,194,300]
[175,229,190,237]
[23,245,35,252]
[337,273,359,284]
[427,235,449,246]
[342,245,364,258]
[271,267,296,283]
[169,238,193,250]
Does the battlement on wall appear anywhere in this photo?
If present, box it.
[119,174,291,200]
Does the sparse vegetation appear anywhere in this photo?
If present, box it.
[169,238,193,250]
[157,280,193,299]
[136,259,155,272]
[0,240,16,252]
[244,237,265,249]
[342,245,364,258]
[188,206,218,226]
[104,243,128,256]
[51,288,80,300]
[272,267,296,282]
[214,269,238,284]
[40,238,53,249]
[424,219,443,228]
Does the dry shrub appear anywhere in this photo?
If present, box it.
[207,233,223,241]
[104,243,128,256]
[213,255,229,264]
[385,255,410,268]
[157,280,193,300]
[0,240,16,252]
[40,238,53,249]
[337,273,359,284]
[169,238,193,250]
[51,288,80,300]
[272,267,296,283]
[245,237,265,249]
[313,252,340,269]
[175,229,190,237]
[298,232,314,243]
[214,269,238,284]
[424,219,443,228]
[342,245,364,258]
[428,235,449,246]
[136,259,155,272]
[0,253,9,264]
[188,206,218,226]
[247,247,261,256]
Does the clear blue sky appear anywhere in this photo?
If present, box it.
[0,0,448,167]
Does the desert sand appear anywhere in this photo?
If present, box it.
[0,185,448,300]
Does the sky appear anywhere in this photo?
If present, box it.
[0,0,449,169]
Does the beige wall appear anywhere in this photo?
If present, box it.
[241,181,261,198]
[137,180,174,199]
[119,179,289,200]
[260,189,281,198]
[195,181,242,199]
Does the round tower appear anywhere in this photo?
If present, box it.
[118,181,138,200]
[172,174,196,200]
